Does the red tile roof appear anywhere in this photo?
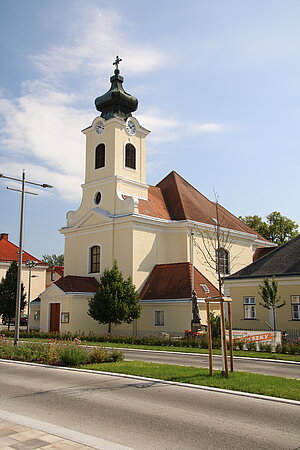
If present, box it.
[0,233,47,265]
[253,247,275,262]
[47,265,64,276]
[139,262,220,300]
[55,275,100,293]
[138,171,268,241]
[138,186,171,220]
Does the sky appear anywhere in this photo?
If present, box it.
[1,0,300,259]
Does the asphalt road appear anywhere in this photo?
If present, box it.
[121,348,300,379]
[0,361,299,450]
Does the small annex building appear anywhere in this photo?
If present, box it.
[0,233,47,327]
[39,62,275,336]
[224,234,300,333]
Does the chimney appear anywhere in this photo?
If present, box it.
[0,233,8,241]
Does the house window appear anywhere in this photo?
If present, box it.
[34,310,40,321]
[95,144,105,169]
[291,295,300,320]
[215,248,229,275]
[154,310,164,326]
[125,143,136,170]
[51,272,55,281]
[244,297,256,319]
[90,245,100,273]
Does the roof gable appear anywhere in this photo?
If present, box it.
[227,234,300,279]
[140,262,220,300]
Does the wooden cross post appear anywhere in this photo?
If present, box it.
[220,299,229,377]
[206,300,213,376]
[228,301,234,372]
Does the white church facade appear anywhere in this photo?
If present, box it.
[39,60,274,336]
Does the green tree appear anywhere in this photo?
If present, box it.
[42,254,64,266]
[258,277,285,331]
[240,211,298,245]
[0,261,26,331]
[87,261,141,334]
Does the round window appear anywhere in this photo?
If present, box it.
[94,191,102,205]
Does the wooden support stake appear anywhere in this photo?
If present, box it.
[206,301,213,376]
[228,301,234,372]
[220,300,228,377]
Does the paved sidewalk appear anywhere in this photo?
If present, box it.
[0,419,94,449]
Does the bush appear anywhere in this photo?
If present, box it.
[86,347,124,364]
[247,342,257,351]
[0,338,124,367]
[58,344,88,367]
[259,342,272,352]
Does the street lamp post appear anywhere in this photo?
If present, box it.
[0,170,53,346]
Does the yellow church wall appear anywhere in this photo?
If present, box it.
[225,277,300,332]
[192,232,258,289]
[132,224,190,291]
[137,301,221,336]
[64,227,115,279]
[111,224,133,280]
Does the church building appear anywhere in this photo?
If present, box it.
[39,60,275,336]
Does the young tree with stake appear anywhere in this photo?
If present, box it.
[259,277,285,331]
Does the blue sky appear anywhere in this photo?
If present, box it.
[1,0,300,259]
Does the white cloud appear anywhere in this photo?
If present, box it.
[0,5,227,204]
[136,111,224,143]
[29,8,164,84]
[0,84,91,202]
[0,5,167,203]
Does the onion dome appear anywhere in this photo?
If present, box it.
[95,56,138,121]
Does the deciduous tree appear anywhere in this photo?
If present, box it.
[87,261,141,334]
[42,254,64,266]
[240,212,298,246]
[0,261,26,330]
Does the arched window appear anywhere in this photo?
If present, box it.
[95,144,105,169]
[90,245,100,273]
[125,143,136,170]
[215,248,229,275]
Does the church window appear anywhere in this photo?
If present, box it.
[90,245,100,273]
[94,191,102,205]
[95,144,105,169]
[215,248,229,275]
[125,143,136,170]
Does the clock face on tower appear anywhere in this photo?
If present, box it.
[126,120,136,135]
[95,121,104,134]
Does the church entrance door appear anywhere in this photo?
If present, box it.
[50,303,60,332]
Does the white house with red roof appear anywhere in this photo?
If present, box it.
[39,64,275,336]
[0,233,48,323]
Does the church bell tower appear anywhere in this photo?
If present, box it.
[62,57,150,277]
[78,57,150,217]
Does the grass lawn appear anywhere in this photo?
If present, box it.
[81,360,300,401]
[17,337,300,362]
